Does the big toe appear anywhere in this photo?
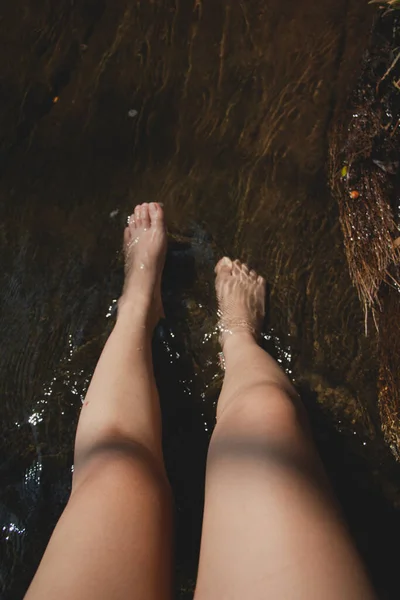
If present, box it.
[149,202,164,227]
[215,256,233,277]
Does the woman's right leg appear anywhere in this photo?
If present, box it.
[25,203,172,600]
[195,258,376,600]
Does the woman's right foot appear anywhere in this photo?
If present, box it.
[215,257,266,348]
[120,202,167,328]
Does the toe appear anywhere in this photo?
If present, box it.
[257,275,266,286]
[232,259,242,276]
[149,202,164,225]
[241,263,249,275]
[127,213,136,229]
[250,269,257,280]
[134,204,142,227]
[149,202,157,222]
[215,256,233,276]
[141,203,151,229]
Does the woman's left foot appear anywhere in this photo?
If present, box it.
[120,202,167,327]
[215,257,266,347]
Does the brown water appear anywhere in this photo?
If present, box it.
[1,1,400,598]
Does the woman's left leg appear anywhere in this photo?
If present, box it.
[26,203,173,600]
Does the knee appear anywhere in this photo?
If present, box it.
[209,386,317,480]
[216,383,308,438]
[72,437,171,501]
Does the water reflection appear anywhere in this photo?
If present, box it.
[2,522,26,541]
[24,461,42,490]
[262,329,293,377]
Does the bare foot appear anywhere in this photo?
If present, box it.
[120,202,167,327]
[215,257,266,348]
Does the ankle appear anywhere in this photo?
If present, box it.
[116,297,156,333]
[221,329,258,354]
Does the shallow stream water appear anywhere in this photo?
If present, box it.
[1,1,400,598]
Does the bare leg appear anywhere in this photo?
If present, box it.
[26,203,172,600]
[195,258,376,600]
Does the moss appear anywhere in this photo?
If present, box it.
[329,7,400,459]
[369,0,400,8]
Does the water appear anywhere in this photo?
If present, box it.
[1,1,400,598]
